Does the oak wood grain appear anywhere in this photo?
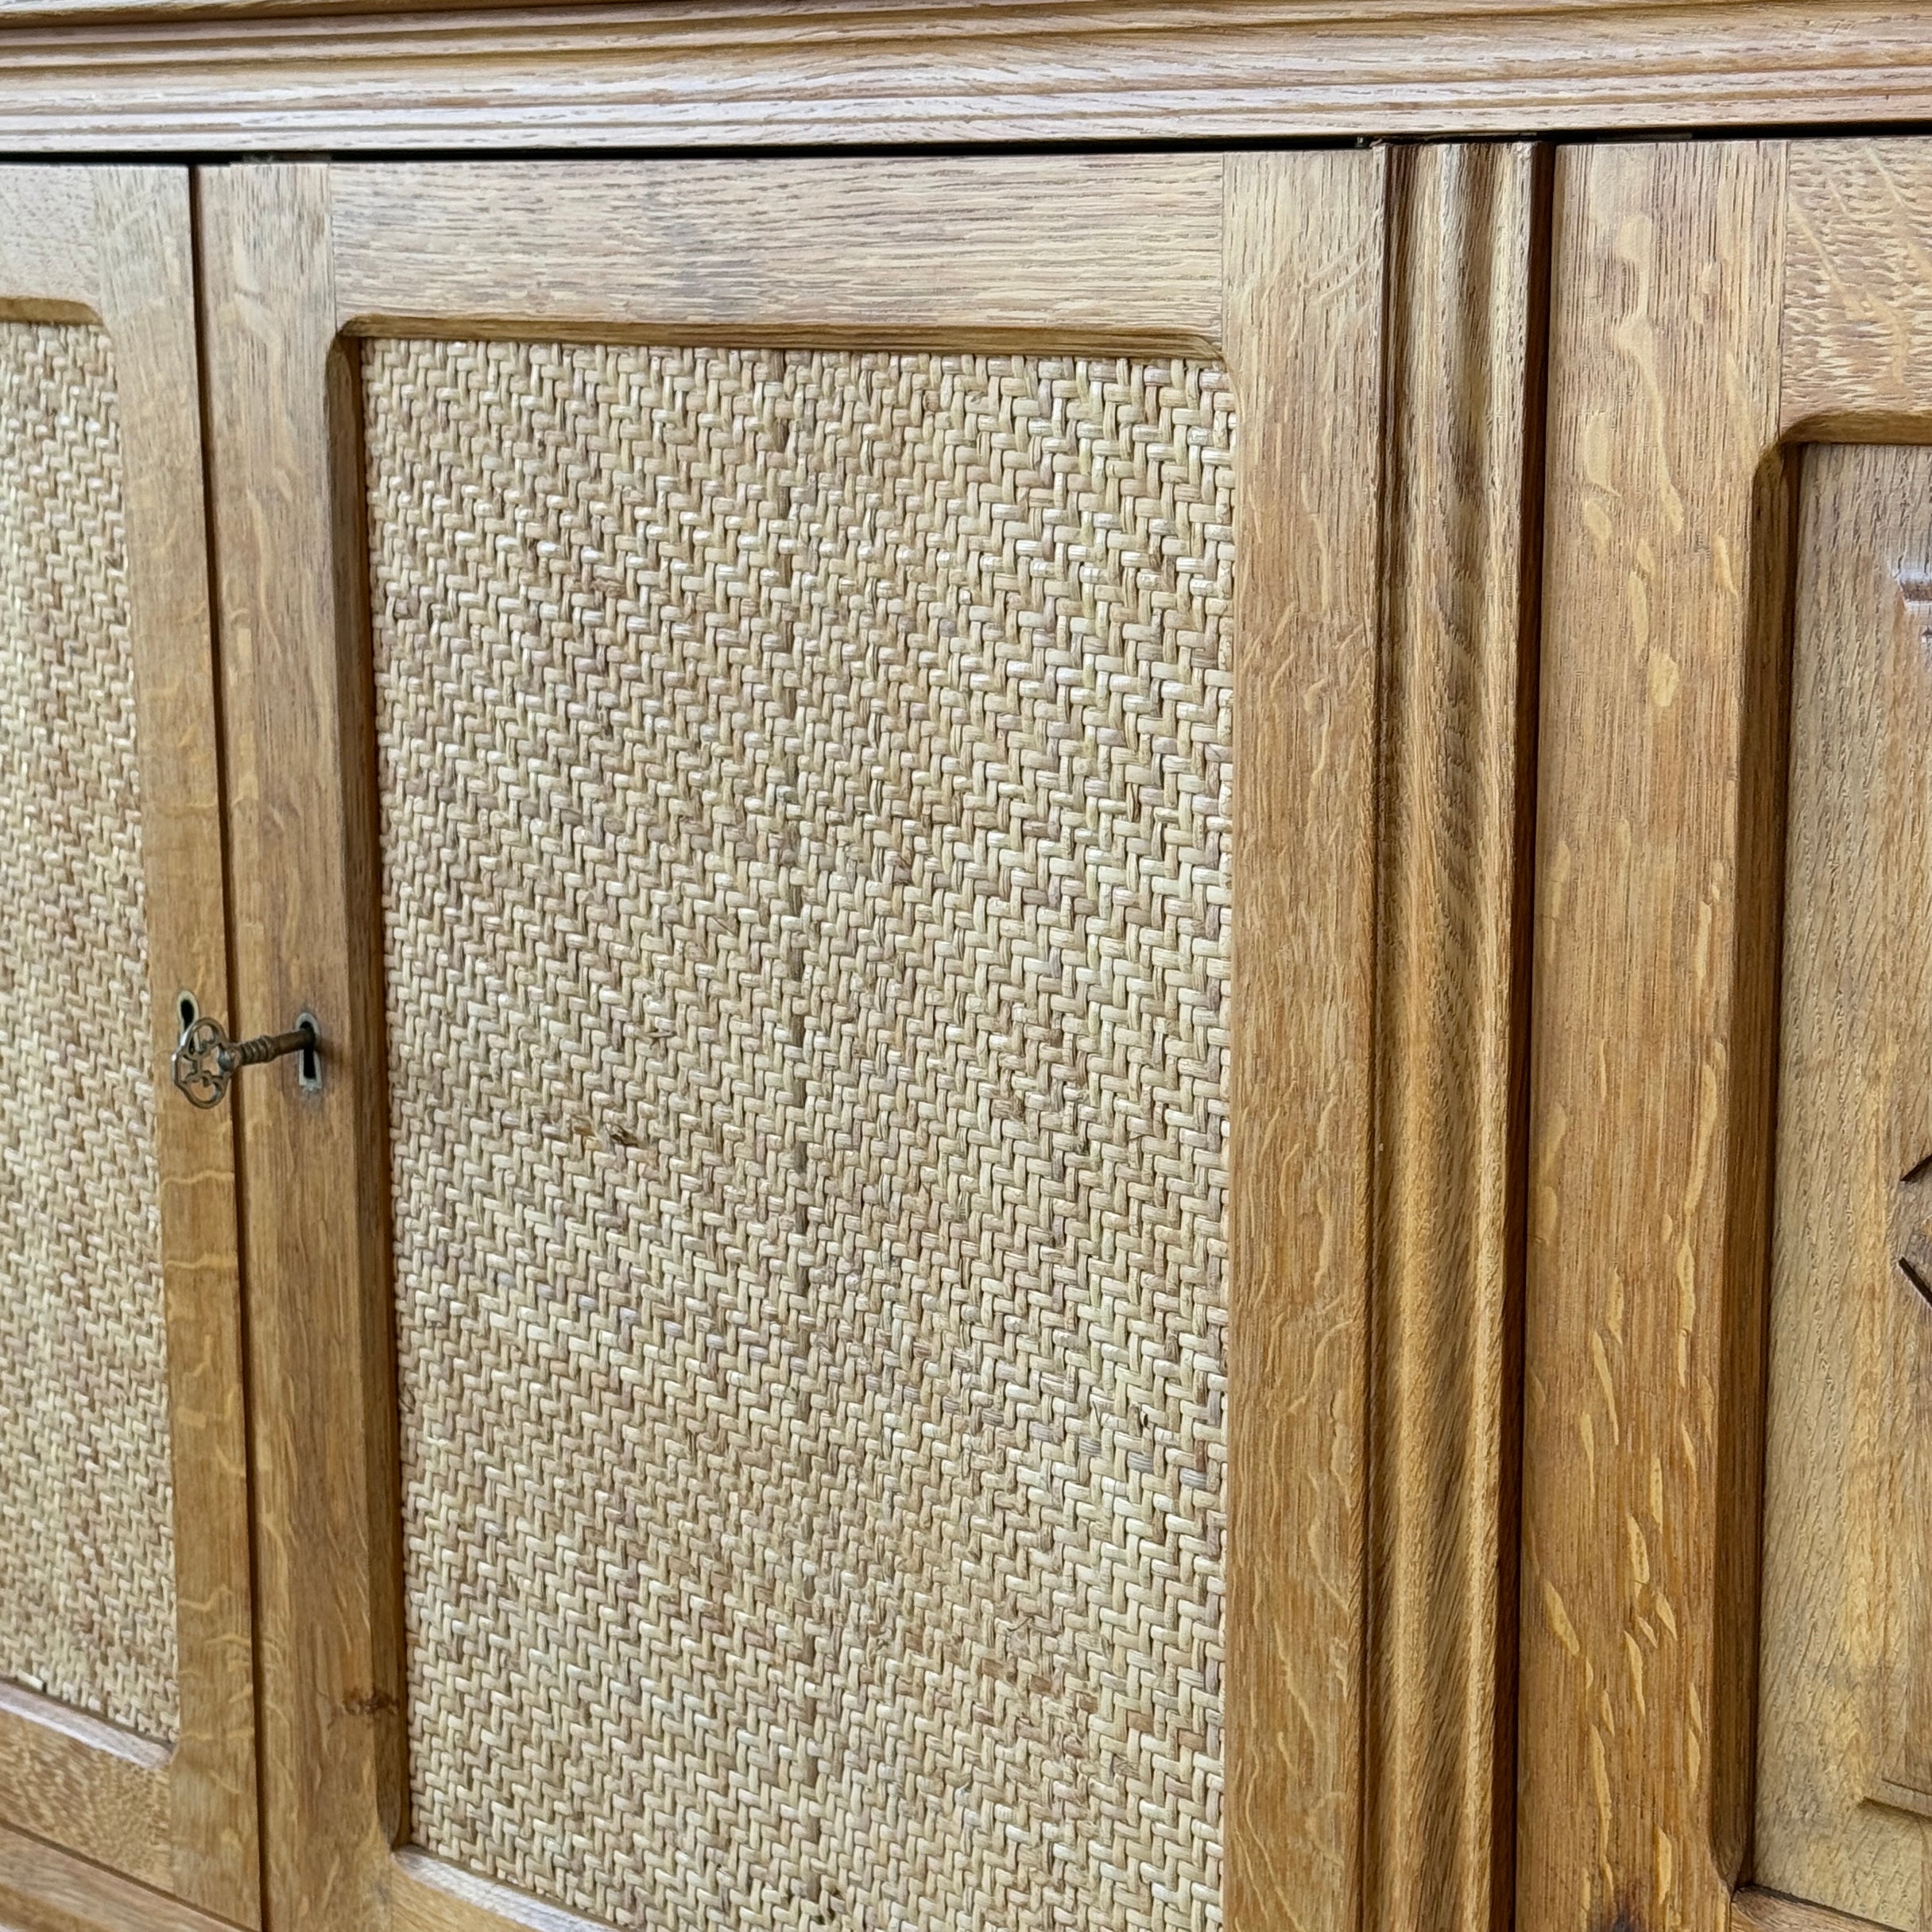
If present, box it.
[92,163,260,1932]
[1732,1889,1909,1932]
[1222,144,1384,1932]
[4,2,1932,148]
[0,168,96,318]
[1367,137,1545,1932]
[0,1818,236,1932]
[199,161,406,1930]
[327,157,1222,350]
[1752,445,1932,1930]
[213,143,1531,1932]
[0,162,258,1926]
[1516,137,1791,1932]
[0,1687,168,1897]
[1873,484,1932,1834]
[1782,141,1932,440]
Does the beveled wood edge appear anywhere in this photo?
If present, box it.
[6,1,1932,147]
[0,1816,240,1932]
[389,1849,609,1932]
[0,1686,170,1895]
[323,155,1224,351]
[1731,1887,1904,1932]
[0,165,258,1924]
[0,1683,169,1776]
[1366,137,1546,1932]
[1864,1767,1932,1823]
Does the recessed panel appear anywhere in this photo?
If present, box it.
[1758,443,1932,1924]
[367,340,1233,1930]
[0,320,176,1744]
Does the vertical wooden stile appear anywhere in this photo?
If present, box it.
[1516,138,1791,1932]
[1222,145,1385,1932]
[197,162,406,1930]
[1369,138,1547,1932]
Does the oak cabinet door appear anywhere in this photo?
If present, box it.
[199,151,1539,1932]
[1520,137,1932,1932]
[0,170,257,1930]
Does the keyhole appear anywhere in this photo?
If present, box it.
[296,1012,322,1093]
[1899,1152,1932,1306]
[177,992,198,1035]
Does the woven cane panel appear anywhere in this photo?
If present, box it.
[0,323,177,1743]
[368,340,1232,1931]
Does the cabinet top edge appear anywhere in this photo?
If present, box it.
[0,0,1927,148]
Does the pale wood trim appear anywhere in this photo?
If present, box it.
[1366,137,1546,1932]
[0,164,258,1926]
[1781,140,1932,441]
[390,1850,610,1932]
[327,157,1224,351]
[0,1818,238,1932]
[1221,144,1388,1932]
[4,2,1932,148]
[1731,1887,1905,1932]
[1515,137,1792,1932]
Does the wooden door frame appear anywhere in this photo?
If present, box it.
[1518,134,1932,1932]
[0,167,258,1932]
[198,145,1543,1932]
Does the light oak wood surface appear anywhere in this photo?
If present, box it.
[204,149,1391,1932]
[1732,1890,1908,1932]
[327,157,1222,350]
[4,1,1932,147]
[1516,136,1791,1932]
[195,143,1537,1932]
[1222,142,1384,1932]
[1750,445,1932,1929]
[0,1686,167,1895]
[0,164,258,1930]
[0,1820,238,1932]
[199,160,408,1932]
[1509,128,1932,1932]
[1782,142,1932,440]
[1367,137,1545,1932]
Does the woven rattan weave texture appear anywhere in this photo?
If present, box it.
[0,322,177,1743]
[368,340,1232,1930]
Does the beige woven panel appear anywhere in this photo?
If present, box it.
[0,322,177,1743]
[369,341,1232,1930]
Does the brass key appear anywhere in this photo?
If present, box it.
[171,1009,319,1110]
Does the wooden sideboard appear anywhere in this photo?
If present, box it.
[0,15,1929,1932]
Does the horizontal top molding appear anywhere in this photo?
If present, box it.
[2,0,1932,145]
